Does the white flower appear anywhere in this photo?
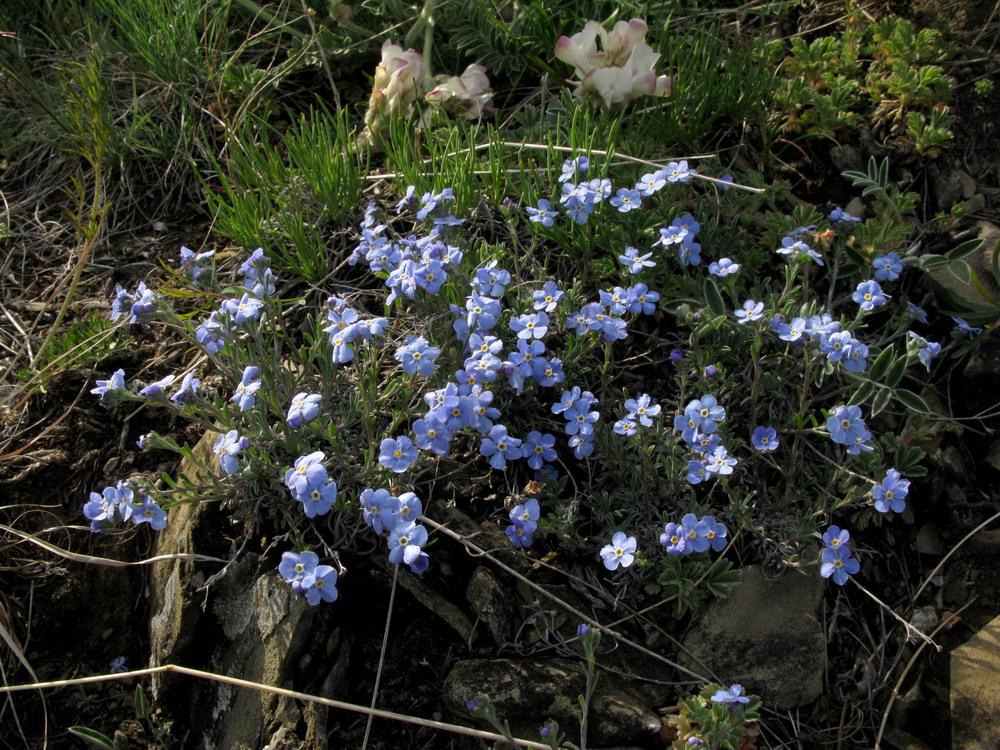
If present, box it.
[555,19,674,108]
[425,64,493,119]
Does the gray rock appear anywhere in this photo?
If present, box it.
[962,327,1000,416]
[466,567,514,644]
[148,430,220,702]
[679,565,824,709]
[951,612,1000,748]
[192,552,316,750]
[443,657,662,747]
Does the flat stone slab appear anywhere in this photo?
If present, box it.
[679,565,824,709]
[951,612,1000,749]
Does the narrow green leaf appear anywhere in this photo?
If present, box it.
[135,685,147,719]
[895,388,931,414]
[917,255,948,270]
[871,386,892,416]
[849,380,874,406]
[703,277,726,317]
[885,355,908,387]
[948,260,972,285]
[946,238,984,261]
[868,347,894,381]
[68,727,116,750]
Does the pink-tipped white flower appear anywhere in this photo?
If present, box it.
[555,18,673,108]
[425,64,493,120]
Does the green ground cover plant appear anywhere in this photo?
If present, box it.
[1,1,996,748]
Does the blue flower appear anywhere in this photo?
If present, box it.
[685,460,708,485]
[221,293,265,325]
[131,497,167,530]
[852,280,890,311]
[213,430,249,475]
[906,302,929,324]
[828,207,861,223]
[707,257,739,277]
[711,684,750,704]
[511,498,540,524]
[777,236,824,265]
[506,520,537,548]
[701,516,728,551]
[872,252,903,282]
[826,404,867,447]
[660,522,689,555]
[613,417,638,436]
[624,393,660,426]
[279,550,319,592]
[619,246,656,274]
[526,199,558,226]
[532,281,564,312]
[510,311,548,340]
[751,426,779,451]
[820,546,860,585]
[521,431,556,469]
[558,156,588,183]
[610,187,642,212]
[734,299,764,324]
[170,371,200,405]
[232,366,261,411]
[284,451,327,497]
[908,331,942,371]
[412,417,452,455]
[705,446,737,475]
[395,336,440,376]
[387,521,429,565]
[379,436,418,473]
[684,394,726,434]
[299,478,338,518]
[480,425,523,470]
[286,392,322,428]
[91,369,127,406]
[664,160,696,182]
[873,468,910,513]
[951,316,984,338]
[359,489,400,534]
[302,565,339,605]
[822,525,850,550]
[138,374,176,399]
[635,171,666,195]
[109,656,127,674]
[600,532,637,570]
[472,262,511,298]
[680,513,710,552]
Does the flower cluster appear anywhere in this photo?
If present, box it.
[659,513,728,556]
[656,213,701,266]
[364,40,493,136]
[907,331,942,372]
[553,386,600,459]
[820,525,860,585]
[613,392,660,435]
[769,313,869,374]
[826,404,872,454]
[873,468,910,513]
[505,498,539,548]
[323,294,388,364]
[359,489,429,573]
[111,281,157,325]
[554,18,674,107]
[283,451,338,518]
[83,481,166,532]
[674,394,736,484]
[775,228,824,265]
[278,550,339,605]
[178,246,214,286]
